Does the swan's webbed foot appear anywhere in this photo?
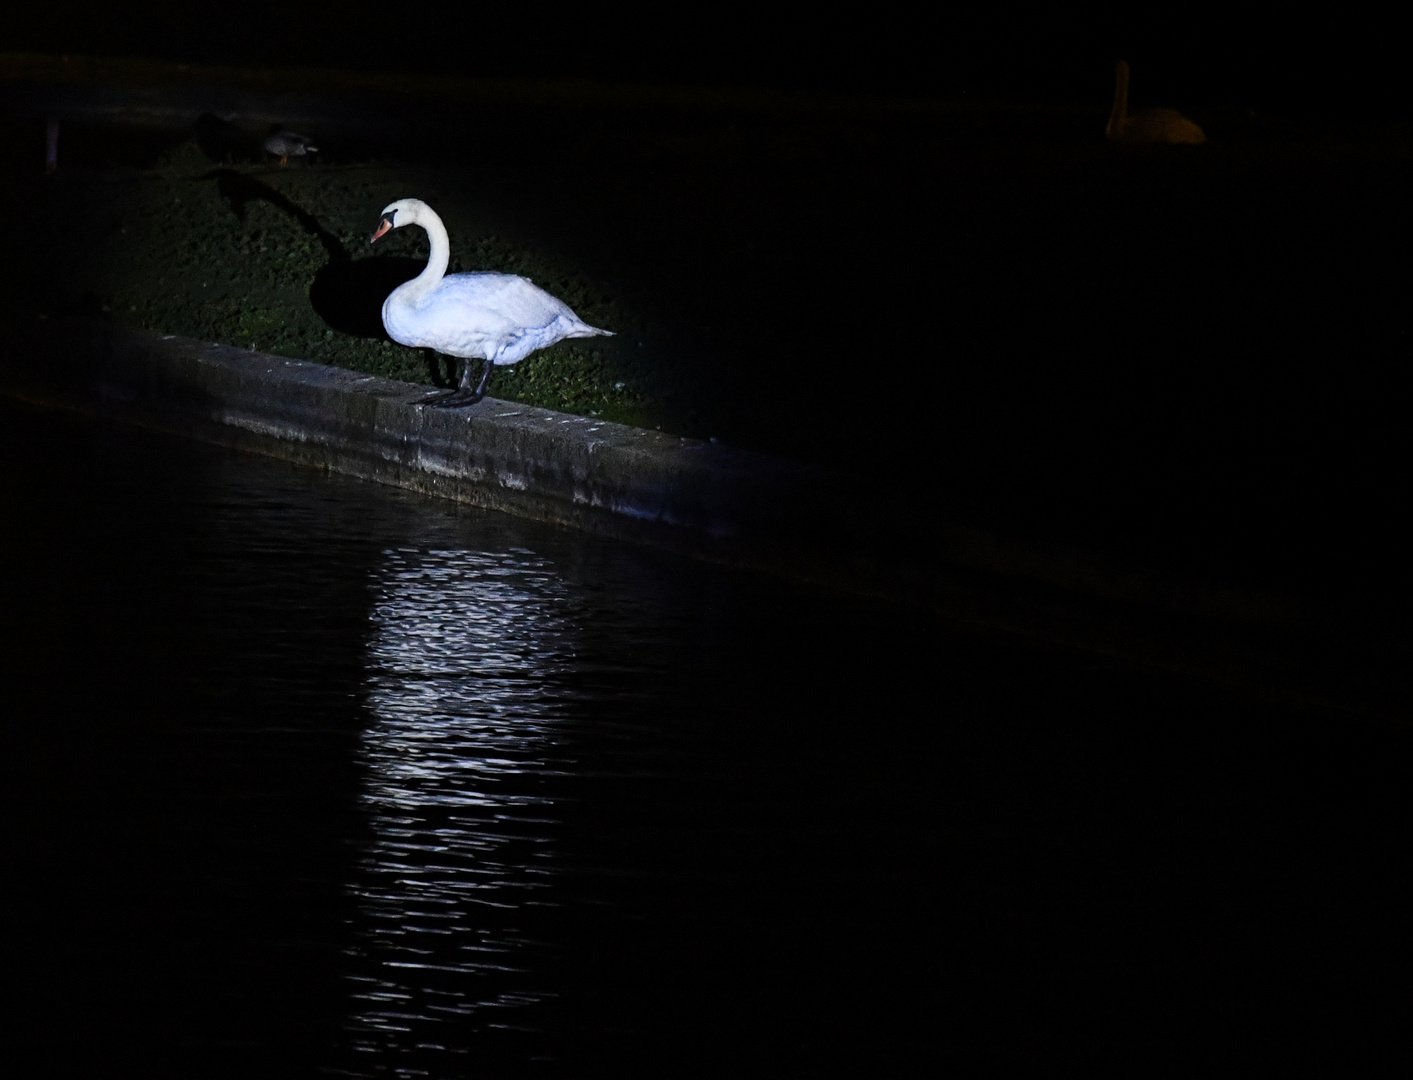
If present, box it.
[418,388,472,406]
[418,357,492,408]
[426,387,485,408]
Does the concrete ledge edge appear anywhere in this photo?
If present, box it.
[2,312,1406,718]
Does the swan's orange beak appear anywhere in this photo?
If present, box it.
[369,217,393,245]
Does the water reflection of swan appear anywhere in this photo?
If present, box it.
[369,198,613,406]
[340,547,576,1068]
[1106,60,1206,145]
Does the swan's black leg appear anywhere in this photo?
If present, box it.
[421,349,452,389]
[419,354,464,404]
[471,358,493,400]
[426,358,491,408]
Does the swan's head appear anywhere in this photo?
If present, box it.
[370,198,431,245]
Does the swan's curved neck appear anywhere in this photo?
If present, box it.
[1107,60,1130,138]
[406,206,451,299]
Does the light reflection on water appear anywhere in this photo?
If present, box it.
[341,547,577,1068]
[7,400,1410,1077]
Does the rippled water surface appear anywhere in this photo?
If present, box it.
[3,397,1411,1077]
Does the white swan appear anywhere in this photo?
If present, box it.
[1106,61,1206,145]
[370,198,613,406]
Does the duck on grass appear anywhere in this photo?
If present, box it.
[370,198,613,407]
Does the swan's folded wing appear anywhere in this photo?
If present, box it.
[440,273,577,322]
[389,272,606,361]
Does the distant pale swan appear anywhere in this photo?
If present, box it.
[370,198,613,406]
[1106,60,1206,145]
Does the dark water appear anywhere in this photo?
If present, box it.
[2,396,1410,1076]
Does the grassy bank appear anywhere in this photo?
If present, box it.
[13,137,665,428]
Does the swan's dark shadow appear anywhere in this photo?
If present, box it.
[193,114,258,164]
[310,255,425,340]
[201,168,423,344]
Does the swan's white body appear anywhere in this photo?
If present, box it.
[372,199,611,387]
[1106,61,1206,145]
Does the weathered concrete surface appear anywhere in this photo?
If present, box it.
[1,311,1406,719]
[0,312,850,560]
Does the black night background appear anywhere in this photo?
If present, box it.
[2,6,1410,1079]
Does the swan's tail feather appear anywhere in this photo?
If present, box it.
[568,323,614,339]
